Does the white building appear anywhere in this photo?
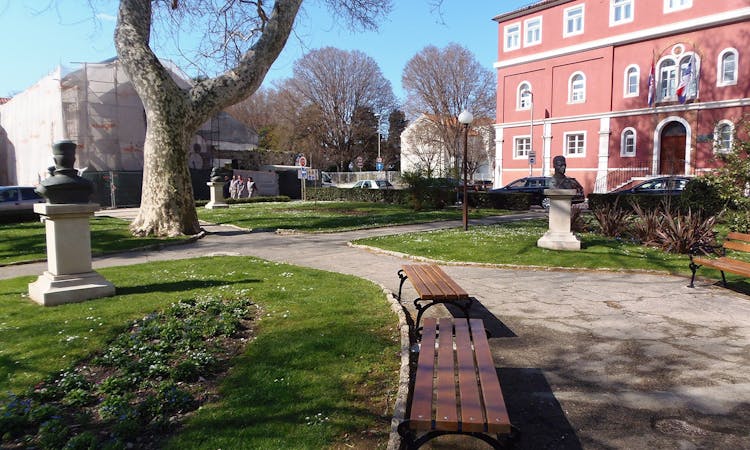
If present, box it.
[0,59,258,186]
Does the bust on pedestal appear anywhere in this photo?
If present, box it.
[205,167,231,209]
[537,156,581,251]
[28,140,116,306]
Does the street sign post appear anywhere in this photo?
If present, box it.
[356,156,364,170]
[375,156,384,171]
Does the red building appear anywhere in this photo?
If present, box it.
[493,0,750,193]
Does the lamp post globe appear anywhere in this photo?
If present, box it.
[458,110,474,231]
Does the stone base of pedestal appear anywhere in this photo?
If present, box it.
[537,231,581,251]
[28,271,115,306]
[205,201,229,209]
[206,182,229,209]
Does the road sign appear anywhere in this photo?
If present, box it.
[376,157,383,171]
[356,156,364,168]
[298,168,307,179]
[529,156,536,165]
[298,156,307,167]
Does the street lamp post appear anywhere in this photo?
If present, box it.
[523,89,534,176]
[458,109,474,231]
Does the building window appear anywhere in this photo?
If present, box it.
[718,48,738,86]
[664,0,692,13]
[504,23,521,51]
[514,136,531,158]
[624,65,639,97]
[621,128,636,157]
[517,82,532,110]
[657,53,699,102]
[564,5,584,37]
[610,0,633,26]
[564,132,586,156]
[524,17,542,46]
[569,72,586,103]
[714,121,734,153]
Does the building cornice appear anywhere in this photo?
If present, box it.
[494,8,750,69]
[493,0,573,23]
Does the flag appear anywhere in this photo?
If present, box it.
[676,53,695,103]
[647,58,655,107]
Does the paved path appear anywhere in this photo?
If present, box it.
[3,208,749,448]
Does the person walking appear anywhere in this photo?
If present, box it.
[246,177,257,197]
[229,175,239,199]
[237,176,246,198]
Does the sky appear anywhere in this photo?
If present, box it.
[0,1,533,100]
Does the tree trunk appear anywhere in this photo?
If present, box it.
[114,0,302,236]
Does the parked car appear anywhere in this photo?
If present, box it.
[347,179,394,189]
[611,176,692,195]
[489,176,584,209]
[0,186,44,220]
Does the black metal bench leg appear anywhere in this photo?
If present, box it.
[721,270,727,287]
[397,269,408,302]
[688,260,700,288]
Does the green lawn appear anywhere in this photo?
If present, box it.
[0,217,189,265]
[0,257,398,449]
[354,218,748,281]
[198,201,509,232]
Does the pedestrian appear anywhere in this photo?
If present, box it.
[237,176,246,198]
[247,177,257,197]
[229,175,239,199]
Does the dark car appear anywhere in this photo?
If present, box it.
[611,176,692,195]
[0,186,44,220]
[489,176,585,209]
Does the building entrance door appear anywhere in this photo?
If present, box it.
[659,122,687,175]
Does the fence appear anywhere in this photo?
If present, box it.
[83,169,212,208]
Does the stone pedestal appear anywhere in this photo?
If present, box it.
[28,203,115,306]
[205,182,229,209]
[537,189,581,251]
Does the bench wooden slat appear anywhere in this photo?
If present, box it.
[402,264,469,300]
[724,240,750,253]
[409,318,437,428]
[693,256,750,277]
[727,232,750,242]
[422,265,469,300]
[454,319,486,432]
[435,318,459,431]
[470,318,512,434]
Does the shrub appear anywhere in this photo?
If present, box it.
[629,202,663,246]
[654,208,719,254]
[591,200,631,237]
[681,177,725,216]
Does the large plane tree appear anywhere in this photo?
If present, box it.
[114,0,391,236]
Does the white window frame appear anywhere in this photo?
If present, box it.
[717,48,738,87]
[568,72,586,104]
[513,136,532,159]
[610,0,634,26]
[504,22,521,51]
[714,121,734,153]
[517,82,532,110]
[621,128,637,157]
[524,16,542,47]
[624,65,640,97]
[563,5,585,38]
[564,131,586,157]
[664,0,692,13]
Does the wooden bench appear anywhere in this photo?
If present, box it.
[689,232,750,288]
[397,264,473,339]
[397,317,514,449]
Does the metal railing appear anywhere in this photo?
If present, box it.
[593,159,693,193]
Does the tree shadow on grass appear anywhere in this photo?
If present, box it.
[115,278,262,296]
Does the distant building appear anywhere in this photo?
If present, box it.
[400,114,495,182]
[0,59,259,186]
[493,0,750,193]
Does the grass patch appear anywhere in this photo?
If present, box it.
[354,218,748,283]
[0,257,399,449]
[198,201,509,232]
[0,217,189,265]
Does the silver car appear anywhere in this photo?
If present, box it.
[0,186,45,219]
